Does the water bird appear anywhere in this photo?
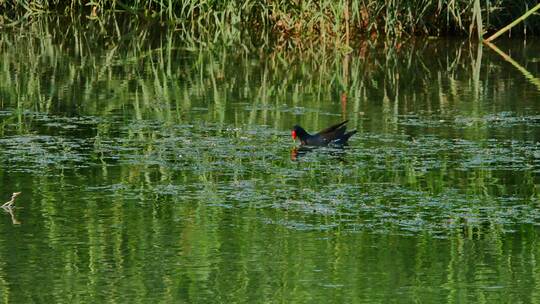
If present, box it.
[291,120,356,146]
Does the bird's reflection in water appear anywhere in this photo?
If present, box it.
[290,146,348,162]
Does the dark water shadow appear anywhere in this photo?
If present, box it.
[290,146,348,162]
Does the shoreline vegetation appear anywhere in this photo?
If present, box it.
[1,1,539,49]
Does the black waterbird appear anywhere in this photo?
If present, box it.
[291,120,356,146]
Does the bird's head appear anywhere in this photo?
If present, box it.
[291,125,303,141]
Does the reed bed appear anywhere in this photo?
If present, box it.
[1,0,539,48]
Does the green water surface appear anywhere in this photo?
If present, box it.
[0,20,540,303]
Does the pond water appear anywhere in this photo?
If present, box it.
[0,20,540,303]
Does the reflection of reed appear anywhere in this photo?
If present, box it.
[1,21,537,138]
[1,192,21,225]
[1,205,21,225]
[484,41,540,92]
[1,192,21,208]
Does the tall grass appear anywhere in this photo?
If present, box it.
[1,0,540,48]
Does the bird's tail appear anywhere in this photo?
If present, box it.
[344,130,357,141]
